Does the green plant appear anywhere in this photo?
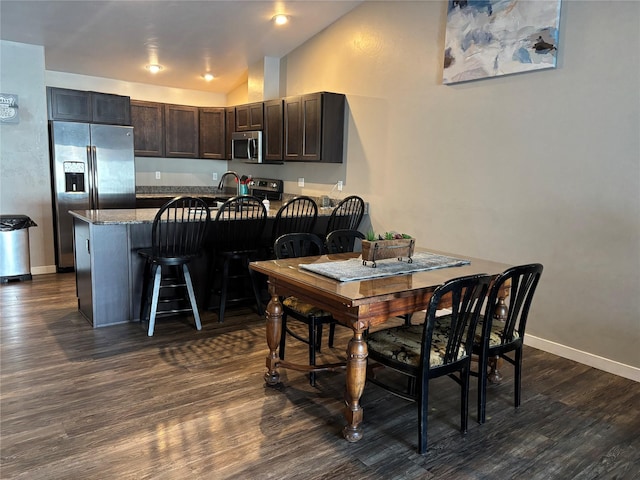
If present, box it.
[365,231,412,241]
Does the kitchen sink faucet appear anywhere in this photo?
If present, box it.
[217,171,240,196]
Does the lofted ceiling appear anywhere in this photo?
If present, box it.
[0,0,363,94]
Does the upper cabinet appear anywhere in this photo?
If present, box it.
[130,101,199,158]
[284,92,345,163]
[235,102,264,131]
[164,104,199,158]
[225,107,235,160]
[130,100,164,157]
[199,107,226,160]
[47,87,131,125]
[263,99,283,162]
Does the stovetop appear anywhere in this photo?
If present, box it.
[249,177,283,200]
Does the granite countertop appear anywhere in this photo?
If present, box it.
[70,203,335,225]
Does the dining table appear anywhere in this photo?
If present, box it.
[249,248,512,443]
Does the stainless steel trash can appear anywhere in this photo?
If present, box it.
[0,215,37,283]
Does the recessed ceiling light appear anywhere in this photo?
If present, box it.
[202,73,214,81]
[145,64,163,74]
[272,14,289,26]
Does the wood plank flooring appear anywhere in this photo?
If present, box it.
[1,273,639,479]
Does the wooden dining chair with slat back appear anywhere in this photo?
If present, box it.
[365,273,491,454]
[274,232,343,386]
[138,196,211,336]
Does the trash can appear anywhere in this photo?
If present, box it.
[0,215,37,283]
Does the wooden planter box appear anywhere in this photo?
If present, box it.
[361,238,415,268]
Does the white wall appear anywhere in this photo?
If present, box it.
[282,0,640,375]
[0,41,53,273]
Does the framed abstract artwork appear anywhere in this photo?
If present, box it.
[443,0,562,84]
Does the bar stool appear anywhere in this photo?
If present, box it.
[209,195,267,323]
[138,196,210,336]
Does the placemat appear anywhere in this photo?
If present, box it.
[299,252,470,282]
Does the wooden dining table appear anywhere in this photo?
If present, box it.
[249,249,512,443]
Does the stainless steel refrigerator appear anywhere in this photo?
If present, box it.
[50,121,136,271]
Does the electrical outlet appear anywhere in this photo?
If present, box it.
[212,172,218,181]
[155,171,161,180]
[298,178,305,187]
[337,180,343,191]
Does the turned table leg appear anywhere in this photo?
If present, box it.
[264,285,283,386]
[488,294,508,384]
[343,329,367,442]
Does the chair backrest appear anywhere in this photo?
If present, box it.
[151,196,210,259]
[214,195,266,252]
[326,196,365,235]
[421,274,491,374]
[274,233,324,260]
[481,263,543,349]
[325,229,365,254]
[271,196,318,242]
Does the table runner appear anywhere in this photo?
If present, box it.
[299,252,470,282]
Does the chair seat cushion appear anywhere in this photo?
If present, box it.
[437,314,520,347]
[367,319,467,368]
[283,296,333,319]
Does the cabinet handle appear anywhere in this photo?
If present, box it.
[86,239,90,254]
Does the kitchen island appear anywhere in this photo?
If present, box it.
[69,204,344,328]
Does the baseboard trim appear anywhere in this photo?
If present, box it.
[525,335,640,382]
[31,265,58,275]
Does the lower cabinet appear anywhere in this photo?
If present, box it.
[73,219,132,327]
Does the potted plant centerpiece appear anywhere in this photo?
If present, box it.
[362,231,415,267]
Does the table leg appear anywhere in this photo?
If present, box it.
[264,286,283,386]
[343,330,367,442]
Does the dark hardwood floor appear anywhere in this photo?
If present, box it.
[1,273,638,479]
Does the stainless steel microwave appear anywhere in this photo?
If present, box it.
[231,131,263,163]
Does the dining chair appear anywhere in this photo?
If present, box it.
[325,195,365,237]
[209,195,267,323]
[138,196,211,336]
[274,232,342,386]
[325,229,365,254]
[269,196,318,257]
[471,263,543,424]
[365,273,491,454]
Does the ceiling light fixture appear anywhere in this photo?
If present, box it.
[145,64,163,74]
[202,73,214,81]
[272,14,289,26]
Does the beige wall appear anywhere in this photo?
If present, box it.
[282,1,640,374]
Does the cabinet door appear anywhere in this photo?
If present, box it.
[130,101,164,157]
[284,92,345,163]
[284,94,321,161]
[92,92,131,125]
[235,102,264,131]
[165,104,199,158]
[47,87,92,122]
[199,107,226,159]
[225,107,235,159]
[263,99,283,161]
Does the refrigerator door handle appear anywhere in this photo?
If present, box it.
[89,145,99,209]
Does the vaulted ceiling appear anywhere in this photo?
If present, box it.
[0,1,363,94]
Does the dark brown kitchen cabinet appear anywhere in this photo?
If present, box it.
[263,99,283,161]
[199,107,226,159]
[283,92,345,163]
[235,102,263,131]
[130,100,164,157]
[47,87,130,125]
[165,104,199,158]
[225,107,235,159]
